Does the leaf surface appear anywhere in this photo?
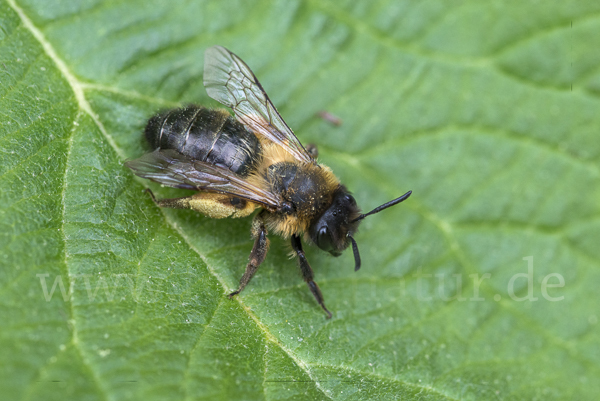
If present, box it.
[1,0,600,400]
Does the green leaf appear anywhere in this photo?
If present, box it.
[1,0,599,400]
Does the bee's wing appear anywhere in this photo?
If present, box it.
[125,149,281,211]
[204,45,313,164]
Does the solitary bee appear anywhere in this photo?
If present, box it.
[126,46,411,318]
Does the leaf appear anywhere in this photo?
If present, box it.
[1,0,600,400]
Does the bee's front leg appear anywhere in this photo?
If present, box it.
[229,211,269,298]
[290,235,332,319]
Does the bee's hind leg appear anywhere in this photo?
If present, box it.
[229,211,269,298]
[145,190,256,218]
[290,234,332,319]
[144,188,193,209]
[144,188,158,203]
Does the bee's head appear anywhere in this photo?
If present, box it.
[308,187,412,271]
[309,187,361,256]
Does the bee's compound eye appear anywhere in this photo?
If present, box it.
[317,226,333,251]
[345,194,356,206]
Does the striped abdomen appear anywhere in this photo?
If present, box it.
[145,105,261,176]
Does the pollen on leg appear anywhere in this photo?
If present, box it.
[188,195,233,218]
[186,193,256,218]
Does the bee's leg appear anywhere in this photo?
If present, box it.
[144,188,158,203]
[144,188,194,209]
[146,190,256,218]
[305,143,318,158]
[290,234,332,319]
[229,212,269,298]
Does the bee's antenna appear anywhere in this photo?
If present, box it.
[348,235,361,271]
[351,190,412,223]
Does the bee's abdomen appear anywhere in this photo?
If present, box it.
[145,105,261,176]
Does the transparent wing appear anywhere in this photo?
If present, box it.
[125,149,281,210]
[203,45,313,164]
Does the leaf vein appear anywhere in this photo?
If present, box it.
[182,297,223,401]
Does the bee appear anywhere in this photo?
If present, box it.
[125,46,412,318]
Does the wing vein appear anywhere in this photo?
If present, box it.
[203,45,313,164]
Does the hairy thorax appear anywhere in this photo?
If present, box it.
[262,157,339,237]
